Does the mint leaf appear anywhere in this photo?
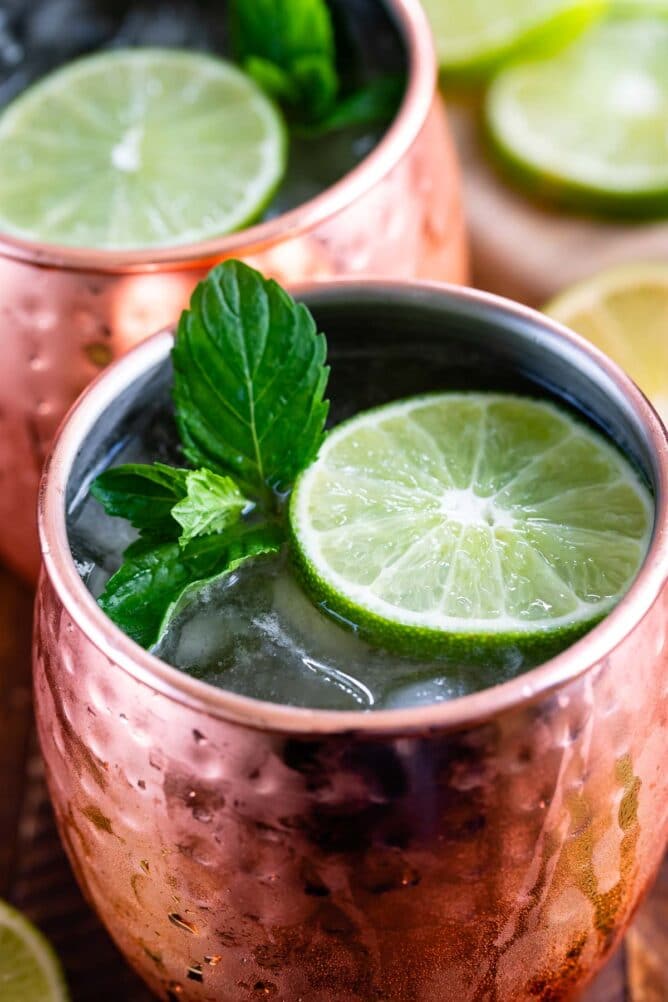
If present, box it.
[300,74,405,135]
[99,521,284,648]
[91,463,188,536]
[172,260,329,503]
[230,0,338,123]
[172,469,250,547]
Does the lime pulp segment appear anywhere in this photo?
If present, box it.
[422,0,607,82]
[545,262,668,423]
[290,394,652,657]
[0,48,286,250]
[0,900,69,1002]
[485,16,668,215]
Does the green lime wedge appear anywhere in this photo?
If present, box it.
[422,0,608,85]
[290,394,652,661]
[0,900,69,1002]
[485,15,668,216]
[0,48,286,250]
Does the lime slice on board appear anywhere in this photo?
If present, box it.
[422,0,607,84]
[290,394,652,660]
[0,900,69,1002]
[485,15,668,216]
[545,262,668,423]
[0,48,286,250]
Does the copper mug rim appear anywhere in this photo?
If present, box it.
[0,0,435,274]
[37,278,668,735]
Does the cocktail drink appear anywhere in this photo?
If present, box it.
[0,0,466,581]
[35,272,668,1000]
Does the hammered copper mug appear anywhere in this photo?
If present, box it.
[0,0,467,581]
[34,281,668,1001]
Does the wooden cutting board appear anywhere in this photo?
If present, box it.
[448,99,668,307]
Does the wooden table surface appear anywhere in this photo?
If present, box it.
[0,564,666,1001]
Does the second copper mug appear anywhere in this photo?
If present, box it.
[35,281,668,1001]
[0,0,467,581]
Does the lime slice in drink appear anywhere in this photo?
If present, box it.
[0,900,69,1002]
[290,394,652,661]
[0,49,286,250]
[545,262,668,423]
[485,15,668,216]
[422,0,606,84]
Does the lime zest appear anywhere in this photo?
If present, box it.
[485,15,668,216]
[0,48,287,249]
[290,393,652,657]
[0,899,69,1002]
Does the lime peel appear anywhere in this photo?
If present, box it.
[290,393,652,660]
[0,48,287,250]
[423,0,608,84]
[485,15,668,216]
[0,899,69,1002]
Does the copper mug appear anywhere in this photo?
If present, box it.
[0,0,467,582]
[34,280,668,1000]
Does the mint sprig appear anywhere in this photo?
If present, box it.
[93,261,330,649]
[172,260,329,502]
[230,0,404,132]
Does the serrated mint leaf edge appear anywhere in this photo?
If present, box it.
[172,469,251,547]
[157,525,283,644]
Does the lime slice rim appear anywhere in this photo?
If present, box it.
[484,13,668,215]
[0,46,288,253]
[543,260,668,425]
[426,0,608,84]
[0,899,69,1001]
[545,260,668,317]
[290,391,654,644]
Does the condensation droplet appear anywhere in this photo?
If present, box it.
[253,982,277,997]
[168,913,199,935]
[85,341,113,368]
[193,806,212,824]
[187,964,203,982]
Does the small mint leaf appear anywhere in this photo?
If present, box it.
[99,521,284,649]
[91,463,188,536]
[172,469,250,547]
[172,260,329,502]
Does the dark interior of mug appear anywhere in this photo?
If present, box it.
[67,284,659,564]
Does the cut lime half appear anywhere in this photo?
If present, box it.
[290,394,652,660]
[545,262,668,423]
[0,900,69,1002]
[422,0,607,85]
[0,48,286,250]
[485,15,668,216]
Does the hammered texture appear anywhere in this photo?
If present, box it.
[0,96,466,582]
[33,573,668,1002]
